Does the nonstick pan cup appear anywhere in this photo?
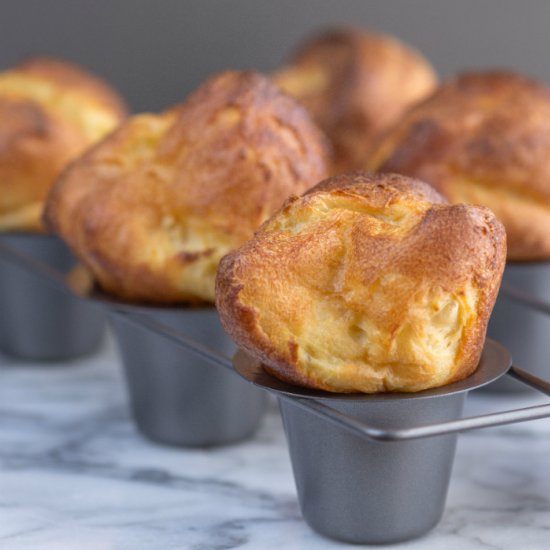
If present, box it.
[0,233,105,360]
[234,340,511,544]
[487,261,550,392]
[103,298,267,447]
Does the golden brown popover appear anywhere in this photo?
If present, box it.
[216,172,506,393]
[0,56,127,231]
[366,71,550,261]
[45,71,330,304]
[273,27,438,175]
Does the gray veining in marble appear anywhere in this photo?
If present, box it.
[0,333,549,549]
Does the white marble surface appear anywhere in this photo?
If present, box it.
[0,333,549,550]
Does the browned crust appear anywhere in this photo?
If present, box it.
[44,70,330,303]
[216,171,506,393]
[367,70,550,260]
[306,170,446,203]
[0,56,128,231]
[273,27,438,174]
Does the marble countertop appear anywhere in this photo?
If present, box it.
[1,333,549,550]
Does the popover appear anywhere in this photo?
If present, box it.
[367,71,550,260]
[273,27,438,174]
[0,56,127,231]
[216,172,506,393]
[45,71,329,303]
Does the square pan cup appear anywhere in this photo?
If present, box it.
[233,339,512,544]
[486,261,550,392]
[0,233,105,361]
[94,292,267,447]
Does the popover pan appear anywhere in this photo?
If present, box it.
[486,262,550,392]
[93,291,267,447]
[0,233,105,360]
[234,340,512,544]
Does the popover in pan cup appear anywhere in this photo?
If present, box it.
[45,70,330,446]
[367,71,550,391]
[273,27,438,175]
[217,172,506,394]
[217,172,508,543]
[0,56,127,360]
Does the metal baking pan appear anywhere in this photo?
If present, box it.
[115,314,550,545]
[3,237,550,544]
[234,343,514,544]
[91,291,267,447]
[0,241,267,446]
[487,262,550,392]
[0,233,105,360]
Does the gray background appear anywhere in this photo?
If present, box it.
[1,0,549,112]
